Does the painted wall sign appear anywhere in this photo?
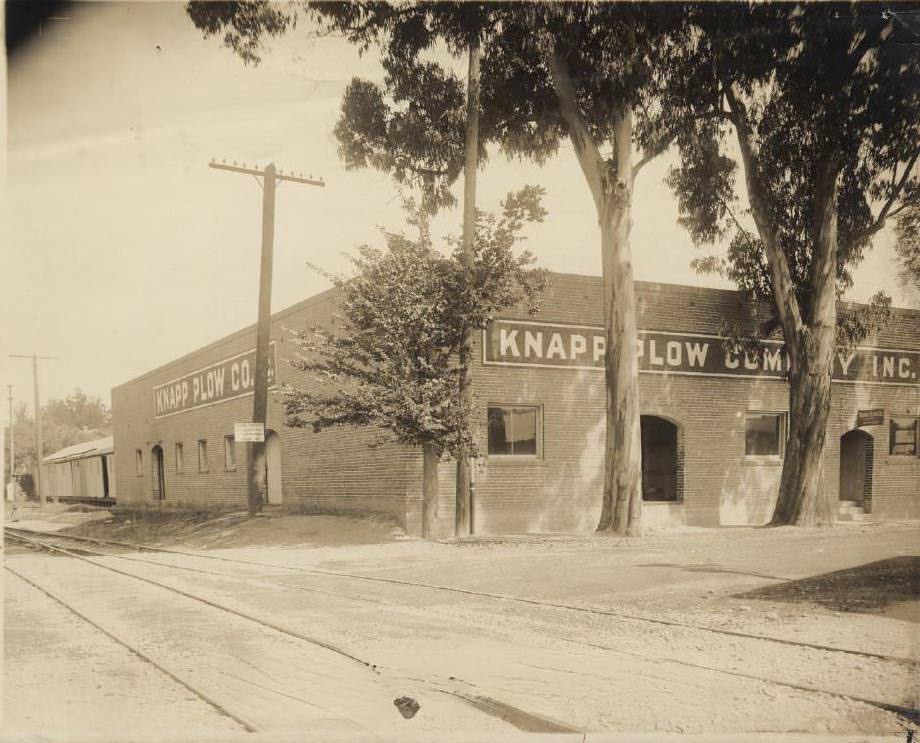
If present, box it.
[154,343,278,418]
[482,319,920,386]
[857,409,885,427]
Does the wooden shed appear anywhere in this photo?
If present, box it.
[43,436,115,503]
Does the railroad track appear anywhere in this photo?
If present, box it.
[6,525,917,666]
[4,528,579,735]
[6,526,920,728]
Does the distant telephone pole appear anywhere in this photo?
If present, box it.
[209,160,324,516]
[6,385,13,504]
[8,354,59,507]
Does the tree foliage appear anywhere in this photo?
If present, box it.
[186,1,297,65]
[309,3,683,212]
[661,2,920,525]
[895,204,920,307]
[280,188,547,459]
[666,3,919,335]
[4,389,112,489]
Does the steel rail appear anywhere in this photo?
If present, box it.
[8,528,920,728]
[5,530,580,734]
[7,525,918,668]
[4,564,258,733]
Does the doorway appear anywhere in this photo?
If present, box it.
[641,416,679,502]
[839,430,873,504]
[264,430,283,505]
[151,445,166,501]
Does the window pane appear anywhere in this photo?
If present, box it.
[488,406,538,456]
[890,418,918,456]
[487,408,512,455]
[509,408,537,455]
[198,440,208,472]
[745,414,780,456]
[225,436,235,468]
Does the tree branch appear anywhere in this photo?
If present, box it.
[631,133,676,187]
[722,78,806,348]
[849,146,920,246]
[545,43,610,214]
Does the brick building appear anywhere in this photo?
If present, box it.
[112,273,920,534]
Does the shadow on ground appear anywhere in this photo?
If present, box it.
[638,562,790,581]
[735,556,920,621]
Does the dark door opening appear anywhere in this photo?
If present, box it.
[101,456,110,499]
[151,445,166,501]
[840,430,873,504]
[641,416,679,502]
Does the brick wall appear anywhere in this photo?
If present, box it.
[113,287,418,526]
[113,272,920,535]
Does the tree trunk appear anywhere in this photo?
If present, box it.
[770,359,835,526]
[770,158,840,527]
[595,193,643,535]
[455,37,481,538]
[544,49,642,536]
[422,442,440,538]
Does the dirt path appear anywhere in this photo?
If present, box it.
[5,519,918,739]
[3,553,512,741]
[5,541,911,736]
[3,566,244,740]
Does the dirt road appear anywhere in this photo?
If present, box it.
[3,519,918,741]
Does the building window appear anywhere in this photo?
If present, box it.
[175,443,184,473]
[745,413,785,457]
[135,449,143,476]
[224,435,236,470]
[487,405,540,457]
[889,417,918,456]
[198,439,208,473]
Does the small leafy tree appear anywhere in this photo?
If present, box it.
[663,4,920,525]
[280,189,546,537]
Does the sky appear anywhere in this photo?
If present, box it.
[3,1,910,414]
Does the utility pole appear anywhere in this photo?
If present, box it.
[209,160,324,517]
[8,354,59,507]
[7,385,13,505]
[455,37,481,538]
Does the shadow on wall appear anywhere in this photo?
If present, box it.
[735,556,920,621]
[532,367,605,534]
[471,366,605,536]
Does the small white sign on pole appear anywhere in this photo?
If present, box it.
[234,422,265,443]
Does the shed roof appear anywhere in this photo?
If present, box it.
[44,436,113,464]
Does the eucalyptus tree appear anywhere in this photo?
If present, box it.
[312,3,685,535]
[662,3,920,525]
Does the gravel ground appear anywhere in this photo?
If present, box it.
[3,513,918,741]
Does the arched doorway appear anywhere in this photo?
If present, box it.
[264,430,283,505]
[151,445,166,501]
[840,430,873,505]
[641,416,679,502]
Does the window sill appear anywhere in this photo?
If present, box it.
[742,456,783,466]
[487,455,543,464]
[884,456,920,465]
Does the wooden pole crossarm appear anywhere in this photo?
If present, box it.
[208,161,325,187]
